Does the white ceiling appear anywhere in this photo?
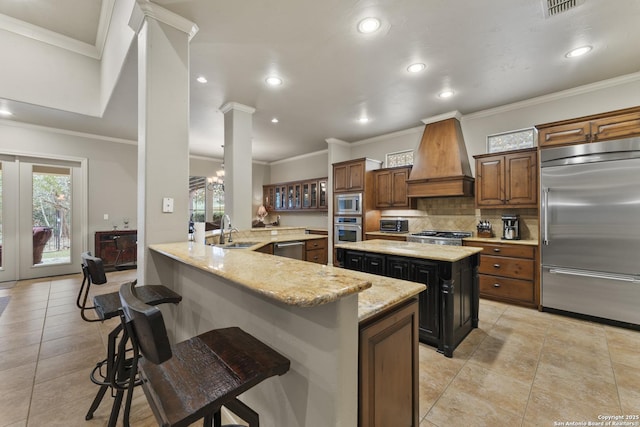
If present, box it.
[1,0,640,162]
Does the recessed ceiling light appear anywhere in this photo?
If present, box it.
[565,45,592,58]
[358,117,370,124]
[0,109,12,116]
[357,17,381,34]
[438,90,454,99]
[271,118,279,123]
[196,76,207,83]
[407,63,426,73]
[265,76,283,86]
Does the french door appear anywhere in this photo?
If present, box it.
[0,154,86,282]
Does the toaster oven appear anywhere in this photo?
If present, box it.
[380,219,409,233]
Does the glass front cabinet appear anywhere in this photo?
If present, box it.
[263,177,327,212]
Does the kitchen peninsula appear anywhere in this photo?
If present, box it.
[336,239,482,357]
[149,241,425,427]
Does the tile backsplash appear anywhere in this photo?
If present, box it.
[381,197,539,240]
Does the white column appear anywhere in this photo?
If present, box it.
[326,138,351,264]
[220,102,255,230]
[129,2,198,286]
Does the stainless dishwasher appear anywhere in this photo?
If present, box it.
[273,241,305,260]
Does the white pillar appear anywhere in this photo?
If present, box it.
[326,138,351,264]
[219,102,255,230]
[129,2,198,286]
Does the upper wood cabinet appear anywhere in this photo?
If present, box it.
[373,166,417,209]
[263,177,327,212]
[474,148,537,209]
[333,160,365,192]
[537,106,640,148]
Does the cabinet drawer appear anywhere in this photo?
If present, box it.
[479,275,535,303]
[306,238,327,251]
[466,242,534,259]
[306,248,327,264]
[479,255,534,280]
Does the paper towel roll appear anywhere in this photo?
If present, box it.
[194,222,206,244]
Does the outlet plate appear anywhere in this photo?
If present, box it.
[162,197,174,213]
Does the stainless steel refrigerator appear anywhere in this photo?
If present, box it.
[540,137,640,327]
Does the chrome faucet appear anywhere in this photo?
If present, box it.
[219,214,233,244]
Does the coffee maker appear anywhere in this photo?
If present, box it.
[501,214,520,240]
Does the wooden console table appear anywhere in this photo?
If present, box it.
[94,230,137,271]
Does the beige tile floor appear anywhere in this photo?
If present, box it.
[1,270,639,427]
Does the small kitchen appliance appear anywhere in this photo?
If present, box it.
[380,219,409,233]
[501,214,520,240]
[334,193,362,215]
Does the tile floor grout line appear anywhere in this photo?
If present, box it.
[24,279,53,426]
[603,326,625,414]
[419,312,494,427]
[518,319,550,427]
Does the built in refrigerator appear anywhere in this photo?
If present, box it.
[540,137,640,328]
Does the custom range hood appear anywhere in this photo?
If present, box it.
[407,112,474,197]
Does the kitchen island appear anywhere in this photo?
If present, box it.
[336,239,482,357]
[149,241,425,427]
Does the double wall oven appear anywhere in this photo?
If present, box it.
[334,193,363,243]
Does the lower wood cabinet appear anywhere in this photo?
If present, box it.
[359,298,419,427]
[255,243,274,255]
[365,233,408,242]
[305,238,328,264]
[463,241,538,308]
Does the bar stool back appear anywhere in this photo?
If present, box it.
[76,252,182,426]
[118,281,291,427]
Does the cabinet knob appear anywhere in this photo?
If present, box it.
[493,283,501,288]
[493,264,501,268]
[493,248,501,253]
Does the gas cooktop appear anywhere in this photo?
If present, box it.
[410,230,472,238]
[407,230,472,246]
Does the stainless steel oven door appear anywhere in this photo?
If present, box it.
[334,224,362,243]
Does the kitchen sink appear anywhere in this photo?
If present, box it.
[213,242,258,249]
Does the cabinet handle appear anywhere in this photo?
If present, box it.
[371,262,379,266]
[493,248,501,253]
[313,256,319,260]
[493,283,501,288]
[493,264,501,268]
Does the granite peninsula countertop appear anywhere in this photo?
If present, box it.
[337,239,483,262]
[150,241,424,321]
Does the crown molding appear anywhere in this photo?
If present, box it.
[463,72,640,120]
[219,102,256,114]
[129,0,199,40]
[0,118,136,145]
[350,125,424,147]
[325,138,350,146]
[0,13,101,59]
[269,149,328,166]
[421,110,462,125]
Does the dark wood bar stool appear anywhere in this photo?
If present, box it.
[117,281,291,427]
[77,252,182,426]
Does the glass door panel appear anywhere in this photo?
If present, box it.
[32,165,72,266]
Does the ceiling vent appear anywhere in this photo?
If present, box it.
[543,0,585,18]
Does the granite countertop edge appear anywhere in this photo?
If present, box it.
[463,237,539,246]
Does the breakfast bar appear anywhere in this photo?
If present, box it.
[149,241,424,427]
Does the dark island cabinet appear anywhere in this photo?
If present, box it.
[364,253,386,276]
[386,256,410,280]
[409,259,441,347]
[336,247,479,357]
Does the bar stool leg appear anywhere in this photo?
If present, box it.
[85,384,108,420]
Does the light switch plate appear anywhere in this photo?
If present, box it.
[162,197,174,213]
